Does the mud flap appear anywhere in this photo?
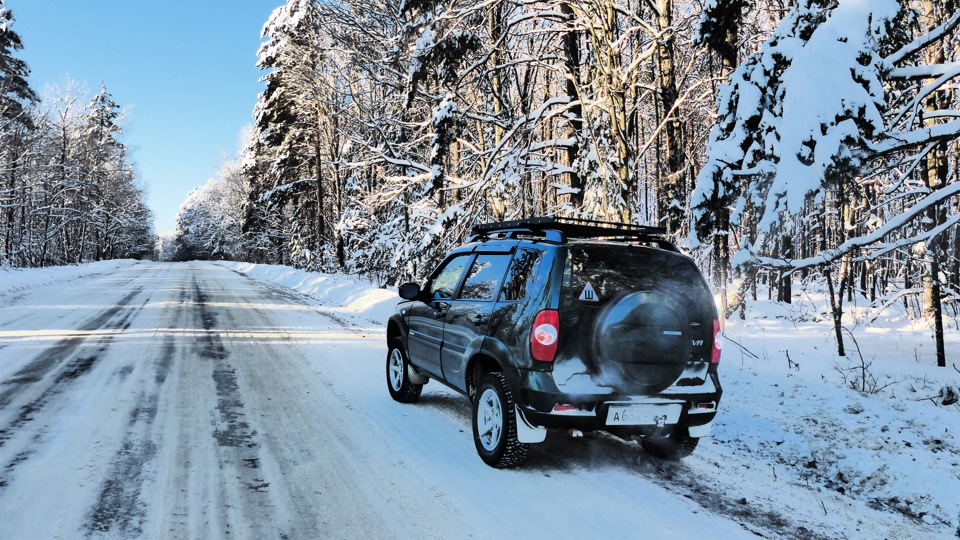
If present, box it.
[515,406,547,443]
[407,365,428,385]
[688,421,712,438]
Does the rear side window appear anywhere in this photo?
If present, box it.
[430,254,472,299]
[499,249,544,301]
[459,254,512,301]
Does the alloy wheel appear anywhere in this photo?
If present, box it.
[388,348,405,391]
[476,387,503,452]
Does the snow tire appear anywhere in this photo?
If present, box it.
[387,338,423,403]
[472,372,529,468]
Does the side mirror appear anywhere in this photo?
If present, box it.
[398,282,422,301]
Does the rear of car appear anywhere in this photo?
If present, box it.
[512,242,722,456]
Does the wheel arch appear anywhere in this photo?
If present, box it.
[466,353,504,401]
[386,314,406,347]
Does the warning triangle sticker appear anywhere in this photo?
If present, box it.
[578,281,599,303]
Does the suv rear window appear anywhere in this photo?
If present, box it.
[563,244,713,316]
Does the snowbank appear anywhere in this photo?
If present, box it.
[0,260,139,298]
[218,262,399,326]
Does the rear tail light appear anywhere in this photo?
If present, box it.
[531,309,560,362]
[711,318,722,365]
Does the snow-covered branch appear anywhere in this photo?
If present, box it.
[752,181,960,271]
[886,11,960,65]
[872,120,960,156]
[887,61,960,81]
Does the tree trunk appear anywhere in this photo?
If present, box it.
[952,208,960,294]
[314,119,326,266]
[655,0,685,233]
[825,266,846,357]
[929,254,947,367]
[560,3,585,210]
[3,137,20,262]
[919,0,951,367]
[779,234,793,303]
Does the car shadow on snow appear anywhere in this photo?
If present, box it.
[528,430,662,472]
[527,434,818,539]
[414,389,666,473]
[403,394,817,539]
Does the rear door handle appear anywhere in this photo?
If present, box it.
[471,313,487,325]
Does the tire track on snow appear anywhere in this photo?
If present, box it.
[0,288,144,490]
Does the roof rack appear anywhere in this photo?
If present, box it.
[470,216,675,250]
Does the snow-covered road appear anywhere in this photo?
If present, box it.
[0,261,955,539]
[0,262,755,539]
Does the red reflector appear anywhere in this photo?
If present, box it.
[531,309,560,362]
[553,404,577,413]
[711,318,722,365]
[697,402,715,410]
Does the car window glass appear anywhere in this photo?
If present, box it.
[459,254,511,301]
[430,254,473,299]
[499,249,543,301]
[566,245,710,306]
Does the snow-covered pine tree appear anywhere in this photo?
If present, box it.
[0,3,36,127]
[248,0,323,268]
[0,2,38,265]
[79,83,124,261]
[693,0,752,317]
[693,0,960,362]
[690,1,898,310]
[83,83,122,147]
[692,1,823,317]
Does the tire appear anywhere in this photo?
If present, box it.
[472,372,529,468]
[386,338,423,403]
[640,426,699,460]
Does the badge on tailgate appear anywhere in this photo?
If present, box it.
[606,403,682,426]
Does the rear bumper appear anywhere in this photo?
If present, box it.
[510,368,722,433]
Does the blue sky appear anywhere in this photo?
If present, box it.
[9,0,281,235]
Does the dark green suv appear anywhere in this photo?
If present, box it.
[386,217,722,468]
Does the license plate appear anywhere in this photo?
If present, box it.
[606,403,682,426]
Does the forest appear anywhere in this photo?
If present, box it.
[172,0,958,367]
[0,6,154,267]
[0,1,954,366]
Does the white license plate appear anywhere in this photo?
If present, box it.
[606,403,683,426]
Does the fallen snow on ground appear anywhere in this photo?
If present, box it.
[220,262,960,538]
[718,289,960,533]
[2,261,957,538]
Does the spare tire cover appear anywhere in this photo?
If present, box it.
[591,291,691,393]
